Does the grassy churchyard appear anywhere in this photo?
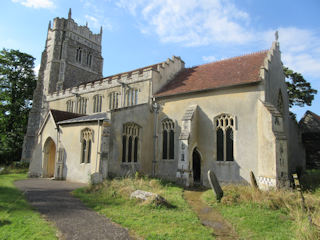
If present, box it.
[0,170,57,240]
[1,167,319,239]
[74,171,320,240]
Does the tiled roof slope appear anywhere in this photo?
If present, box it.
[50,109,85,123]
[156,50,268,97]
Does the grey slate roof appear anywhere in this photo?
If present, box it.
[58,112,108,125]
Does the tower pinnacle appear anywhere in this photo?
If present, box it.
[68,8,72,19]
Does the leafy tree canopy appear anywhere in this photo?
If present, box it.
[0,48,36,164]
[284,66,317,108]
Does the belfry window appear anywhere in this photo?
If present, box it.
[77,97,87,114]
[87,53,92,67]
[215,114,235,161]
[122,123,140,163]
[125,88,138,107]
[93,94,102,113]
[109,92,119,110]
[162,119,175,160]
[81,128,93,164]
[76,47,82,63]
[66,100,74,112]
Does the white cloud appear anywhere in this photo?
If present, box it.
[202,56,216,62]
[117,0,253,46]
[85,15,112,31]
[34,64,40,76]
[116,1,320,80]
[12,0,55,9]
[262,27,320,78]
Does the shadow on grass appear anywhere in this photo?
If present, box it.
[0,219,11,226]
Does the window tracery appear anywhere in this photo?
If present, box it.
[66,100,74,112]
[125,88,138,107]
[215,114,234,162]
[109,92,119,110]
[93,94,102,113]
[80,128,93,164]
[162,119,175,160]
[77,97,87,114]
[122,123,140,163]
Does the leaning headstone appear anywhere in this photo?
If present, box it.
[208,170,223,202]
[250,171,259,190]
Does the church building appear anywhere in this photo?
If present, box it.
[22,10,305,189]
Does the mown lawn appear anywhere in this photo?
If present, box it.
[0,172,57,240]
[73,177,214,240]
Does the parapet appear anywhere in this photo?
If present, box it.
[50,17,102,45]
[46,55,184,101]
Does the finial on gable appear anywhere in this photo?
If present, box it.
[275,30,279,41]
[100,26,103,35]
[86,21,88,27]
[48,20,51,30]
[68,8,72,19]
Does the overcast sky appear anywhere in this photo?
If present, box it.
[1,0,319,119]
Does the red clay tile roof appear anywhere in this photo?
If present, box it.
[155,50,268,97]
[50,109,85,123]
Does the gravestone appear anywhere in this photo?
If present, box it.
[250,171,259,190]
[208,170,223,202]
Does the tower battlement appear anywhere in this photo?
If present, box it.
[50,17,102,45]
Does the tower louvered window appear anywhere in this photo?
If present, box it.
[87,53,92,67]
[76,47,82,63]
[215,114,234,161]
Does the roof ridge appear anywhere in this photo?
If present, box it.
[191,50,269,69]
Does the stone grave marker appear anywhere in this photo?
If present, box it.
[208,170,223,202]
[250,171,259,190]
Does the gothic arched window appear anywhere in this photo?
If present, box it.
[122,123,140,163]
[93,94,102,113]
[162,119,175,160]
[215,114,235,161]
[80,128,93,164]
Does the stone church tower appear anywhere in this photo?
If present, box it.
[21,9,103,162]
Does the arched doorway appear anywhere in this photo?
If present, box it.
[43,138,56,178]
[192,148,201,183]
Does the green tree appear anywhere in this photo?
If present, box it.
[0,49,36,164]
[284,66,317,108]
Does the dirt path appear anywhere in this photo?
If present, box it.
[184,189,238,240]
[15,178,132,240]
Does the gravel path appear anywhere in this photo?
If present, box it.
[14,178,132,240]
